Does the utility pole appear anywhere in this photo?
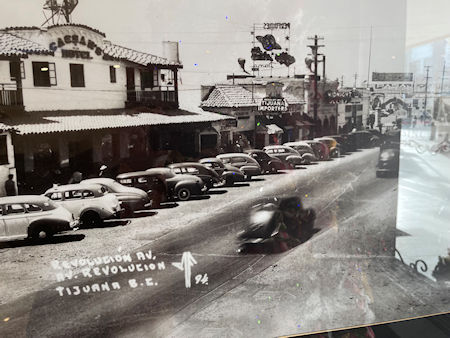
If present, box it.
[424,66,431,115]
[341,75,344,88]
[307,35,325,138]
[353,73,358,88]
[441,60,446,94]
[367,26,373,87]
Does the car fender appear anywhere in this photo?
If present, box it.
[28,218,69,236]
[80,207,108,219]
[301,153,316,162]
[268,159,284,169]
[286,155,303,164]
[174,181,196,192]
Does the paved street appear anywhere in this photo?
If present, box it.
[0,146,449,337]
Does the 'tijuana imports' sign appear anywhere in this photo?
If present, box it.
[258,98,288,112]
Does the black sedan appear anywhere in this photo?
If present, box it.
[168,162,221,189]
[117,168,206,202]
[245,149,285,174]
[198,158,245,186]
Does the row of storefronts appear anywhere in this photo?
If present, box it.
[200,76,338,149]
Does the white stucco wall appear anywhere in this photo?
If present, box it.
[3,26,156,112]
[0,60,12,84]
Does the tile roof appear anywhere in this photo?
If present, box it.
[201,84,304,108]
[201,85,260,108]
[103,43,182,67]
[47,24,106,37]
[0,108,233,135]
[0,31,53,57]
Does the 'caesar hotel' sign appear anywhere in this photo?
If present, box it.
[49,34,104,59]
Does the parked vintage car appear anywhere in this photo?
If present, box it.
[216,153,262,180]
[314,137,341,158]
[168,162,221,189]
[117,168,206,202]
[0,195,78,242]
[304,140,330,160]
[351,130,380,148]
[327,135,351,153]
[198,158,245,186]
[44,183,121,227]
[283,142,317,163]
[81,178,151,215]
[263,145,304,167]
[244,149,285,173]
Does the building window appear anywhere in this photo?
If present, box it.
[9,61,25,81]
[32,62,56,87]
[345,105,352,113]
[20,62,25,79]
[109,65,116,83]
[140,70,154,89]
[70,64,85,87]
[0,135,8,165]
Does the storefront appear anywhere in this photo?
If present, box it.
[0,24,233,193]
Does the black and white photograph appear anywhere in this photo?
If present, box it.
[0,0,449,337]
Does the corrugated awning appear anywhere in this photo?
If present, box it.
[266,124,284,135]
[2,108,234,135]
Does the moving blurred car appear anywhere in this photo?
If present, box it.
[44,183,121,227]
[304,140,330,160]
[376,144,399,177]
[81,178,151,216]
[198,158,245,186]
[117,168,206,202]
[0,196,78,241]
[168,162,221,189]
[216,153,262,180]
[263,145,304,168]
[245,149,285,173]
[314,137,341,158]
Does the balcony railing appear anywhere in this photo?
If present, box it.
[0,83,23,107]
[126,86,177,109]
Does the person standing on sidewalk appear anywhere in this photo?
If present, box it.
[4,174,17,196]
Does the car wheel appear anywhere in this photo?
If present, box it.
[269,165,278,174]
[81,211,102,228]
[31,225,53,241]
[177,187,191,201]
[245,175,252,181]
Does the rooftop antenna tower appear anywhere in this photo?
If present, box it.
[42,0,79,26]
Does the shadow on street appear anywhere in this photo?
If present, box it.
[0,234,86,248]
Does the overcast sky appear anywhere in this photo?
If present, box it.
[1,0,449,109]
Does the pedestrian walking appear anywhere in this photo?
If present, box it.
[4,174,17,196]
